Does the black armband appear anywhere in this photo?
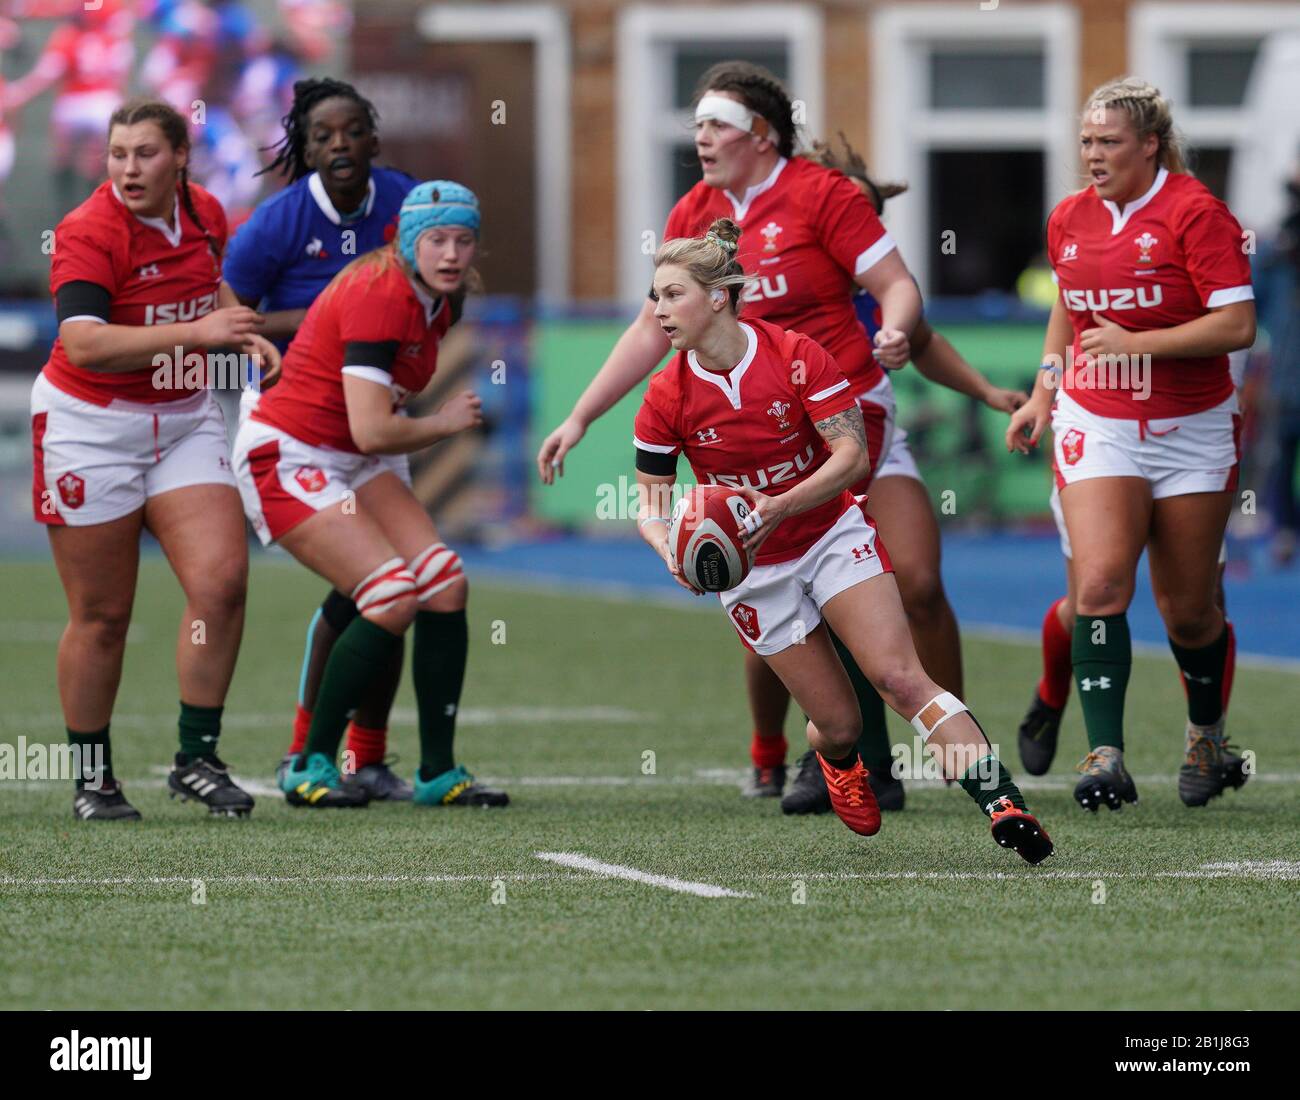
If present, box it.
[635,447,678,476]
[55,281,112,324]
[342,340,399,372]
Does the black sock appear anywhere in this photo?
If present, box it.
[822,749,859,770]
[1169,625,1230,726]
[68,725,112,790]
[413,609,468,776]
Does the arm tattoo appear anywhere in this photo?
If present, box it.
[814,407,868,453]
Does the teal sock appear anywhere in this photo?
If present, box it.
[68,725,111,789]
[178,702,222,761]
[829,627,893,774]
[1072,613,1131,751]
[413,609,467,778]
[958,753,1027,814]
[304,616,403,761]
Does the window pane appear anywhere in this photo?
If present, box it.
[671,142,704,207]
[929,51,1045,109]
[673,43,789,110]
[1187,44,1260,107]
[929,149,1044,295]
[1189,146,1232,201]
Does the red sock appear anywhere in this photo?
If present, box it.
[1222,620,1236,715]
[750,730,788,769]
[289,704,311,755]
[1037,596,1073,710]
[346,722,387,771]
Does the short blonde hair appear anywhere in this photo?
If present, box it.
[653,217,749,312]
[1084,76,1187,175]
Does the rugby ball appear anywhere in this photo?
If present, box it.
[668,485,755,592]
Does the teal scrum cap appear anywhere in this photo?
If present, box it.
[398,180,481,267]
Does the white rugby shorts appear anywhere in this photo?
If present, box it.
[31,372,237,527]
[719,501,893,656]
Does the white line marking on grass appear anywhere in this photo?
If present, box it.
[0,873,584,888]
[533,851,753,898]
[742,862,1300,882]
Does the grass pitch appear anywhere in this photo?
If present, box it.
[2,557,1297,1010]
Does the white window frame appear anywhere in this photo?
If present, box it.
[870,2,1078,296]
[417,4,572,304]
[616,5,824,305]
[1129,3,1300,204]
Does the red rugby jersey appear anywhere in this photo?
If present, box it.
[44,180,227,405]
[663,157,895,394]
[634,318,859,565]
[253,257,453,453]
[1048,168,1254,418]
[46,22,133,97]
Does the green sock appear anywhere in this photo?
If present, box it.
[958,753,1027,814]
[178,701,223,761]
[413,609,468,778]
[304,616,403,761]
[829,628,893,775]
[68,725,112,789]
[1073,613,1131,751]
[1169,625,1229,726]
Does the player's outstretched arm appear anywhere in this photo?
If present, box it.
[910,319,1029,412]
[1006,296,1071,453]
[345,375,483,455]
[537,298,671,483]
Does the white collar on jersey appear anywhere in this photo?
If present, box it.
[1101,166,1169,235]
[724,157,787,221]
[407,272,445,325]
[308,172,377,226]
[111,183,183,247]
[687,321,758,409]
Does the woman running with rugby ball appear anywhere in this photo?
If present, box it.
[1006,78,1255,813]
[232,181,507,809]
[224,77,418,799]
[539,61,934,809]
[636,219,1053,863]
[33,97,278,820]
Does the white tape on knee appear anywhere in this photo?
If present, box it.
[909,691,968,742]
[352,556,416,615]
[410,541,464,601]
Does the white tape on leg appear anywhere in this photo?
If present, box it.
[909,691,968,742]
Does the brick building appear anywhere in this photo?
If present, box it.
[351,0,1300,304]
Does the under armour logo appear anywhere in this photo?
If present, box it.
[1079,677,1112,691]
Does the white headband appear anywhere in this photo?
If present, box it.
[695,95,756,132]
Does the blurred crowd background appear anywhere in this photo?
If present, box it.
[0,0,1297,574]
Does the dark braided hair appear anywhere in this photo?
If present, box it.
[107,98,220,260]
[259,77,379,181]
[693,60,798,158]
[804,132,908,215]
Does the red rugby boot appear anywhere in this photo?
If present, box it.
[989,797,1054,865]
[816,753,882,836]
